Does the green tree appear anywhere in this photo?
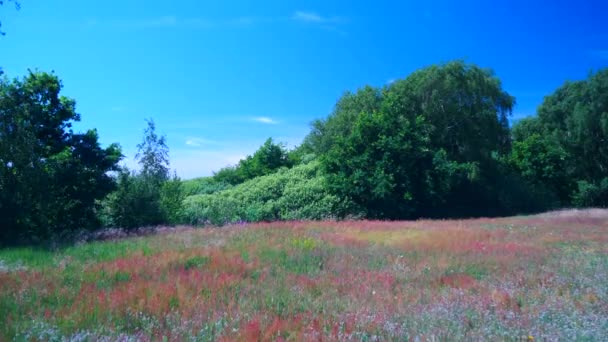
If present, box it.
[313,61,515,218]
[136,119,169,183]
[101,168,163,229]
[214,137,292,185]
[0,71,122,245]
[160,173,186,224]
[508,132,571,202]
[103,120,184,228]
[511,68,608,207]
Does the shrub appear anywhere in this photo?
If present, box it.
[183,161,357,225]
[182,177,232,196]
[573,178,608,207]
[213,138,293,185]
[101,170,164,229]
[160,175,186,225]
[101,170,186,229]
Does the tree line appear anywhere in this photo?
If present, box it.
[1,61,607,246]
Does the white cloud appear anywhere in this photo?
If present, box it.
[252,117,279,125]
[88,12,347,33]
[292,11,344,24]
[90,15,273,31]
[291,11,347,35]
[184,137,219,147]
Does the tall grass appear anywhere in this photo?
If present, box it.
[1,212,607,340]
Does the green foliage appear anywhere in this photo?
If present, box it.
[492,167,560,215]
[136,119,169,183]
[160,174,186,225]
[183,256,210,270]
[573,178,608,207]
[212,165,243,186]
[512,68,608,207]
[508,133,571,203]
[0,71,122,245]
[312,61,515,218]
[182,177,231,196]
[101,169,164,229]
[183,161,356,225]
[213,138,293,185]
[101,120,184,229]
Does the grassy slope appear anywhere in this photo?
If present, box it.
[1,212,607,340]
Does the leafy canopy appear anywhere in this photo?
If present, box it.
[511,68,608,206]
[0,71,122,245]
[214,137,292,185]
[101,119,184,229]
[312,61,516,218]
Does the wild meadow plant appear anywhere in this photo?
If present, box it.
[0,211,607,340]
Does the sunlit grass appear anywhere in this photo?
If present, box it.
[1,212,607,340]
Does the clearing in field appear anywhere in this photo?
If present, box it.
[1,210,607,340]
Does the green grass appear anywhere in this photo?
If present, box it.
[1,214,607,340]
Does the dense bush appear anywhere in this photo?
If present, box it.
[3,62,607,244]
[213,138,293,185]
[511,68,608,207]
[308,61,523,219]
[101,170,164,228]
[182,177,232,196]
[160,175,186,224]
[183,161,357,225]
[0,72,121,245]
[101,120,185,229]
[573,178,608,207]
[188,63,608,223]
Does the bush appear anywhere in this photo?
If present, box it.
[0,72,122,245]
[573,178,608,207]
[183,161,357,225]
[101,170,185,229]
[182,177,232,196]
[160,175,186,225]
[101,170,164,229]
[213,138,293,185]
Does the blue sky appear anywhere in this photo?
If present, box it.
[2,0,607,178]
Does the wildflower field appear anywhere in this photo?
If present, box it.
[1,210,607,341]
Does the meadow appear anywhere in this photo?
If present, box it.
[1,210,607,341]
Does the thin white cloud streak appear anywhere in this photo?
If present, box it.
[252,117,279,125]
[292,11,347,35]
[292,11,323,23]
[292,11,344,24]
[184,137,220,147]
[87,16,263,30]
[87,11,347,32]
